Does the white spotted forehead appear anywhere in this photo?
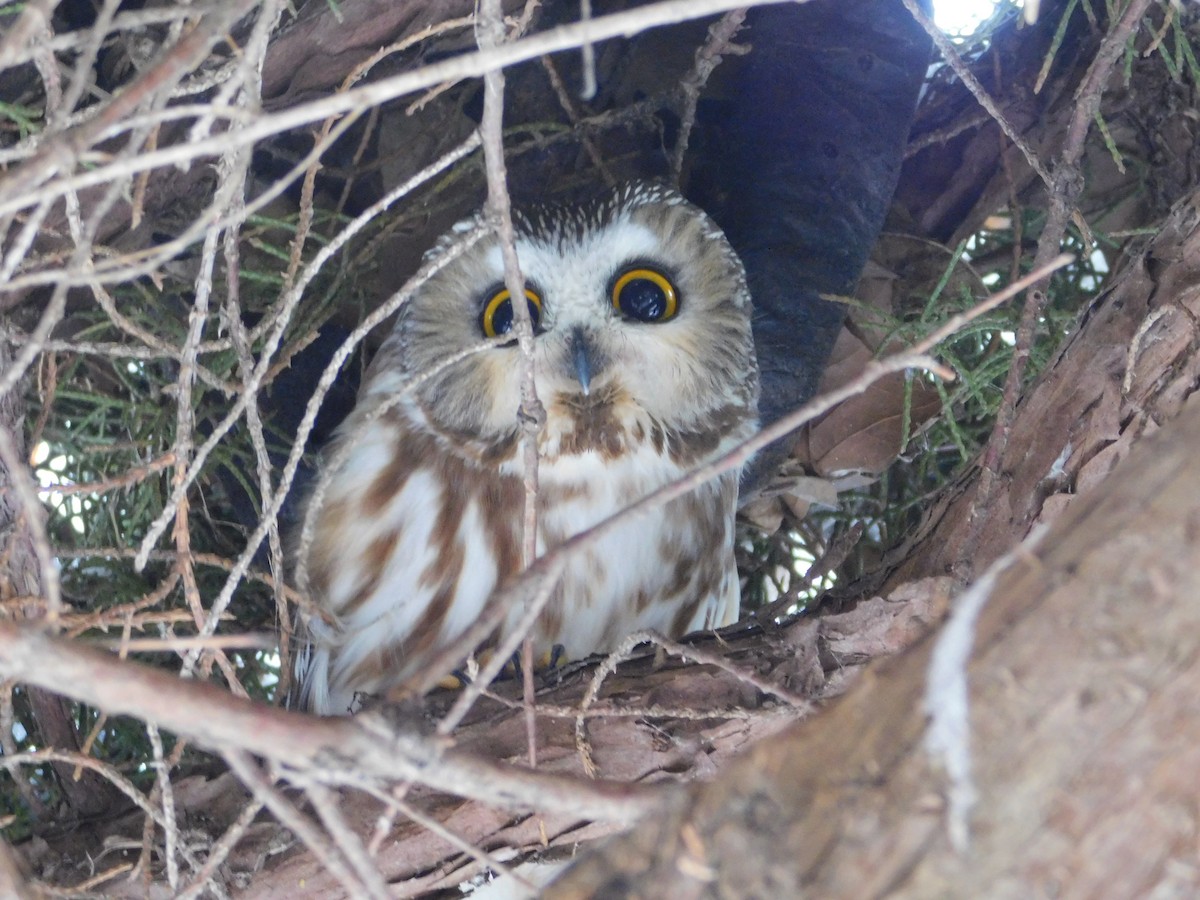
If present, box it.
[481,215,662,283]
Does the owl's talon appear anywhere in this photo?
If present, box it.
[515,644,569,674]
[505,650,524,678]
[439,669,472,690]
[490,645,570,682]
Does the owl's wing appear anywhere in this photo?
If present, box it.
[287,634,319,710]
[292,633,368,717]
[293,406,511,715]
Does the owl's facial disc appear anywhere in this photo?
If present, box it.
[526,264,680,404]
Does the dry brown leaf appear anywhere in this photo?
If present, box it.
[799,328,941,478]
[739,472,838,534]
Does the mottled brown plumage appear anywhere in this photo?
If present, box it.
[295,183,758,715]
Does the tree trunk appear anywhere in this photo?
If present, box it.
[546,191,1200,896]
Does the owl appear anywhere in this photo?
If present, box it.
[294,183,759,715]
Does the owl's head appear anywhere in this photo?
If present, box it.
[371,183,758,462]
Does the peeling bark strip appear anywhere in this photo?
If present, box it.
[547,372,1200,895]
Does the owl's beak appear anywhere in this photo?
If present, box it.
[568,328,594,397]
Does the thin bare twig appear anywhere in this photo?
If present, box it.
[571,628,813,776]
[221,211,292,692]
[175,797,265,900]
[146,723,180,890]
[0,0,260,211]
[901,0,1052,189]
[356,780,535,893]
[94,634,274,652]
[0,0,791,222]
[0,748,162,825]
[540,55,615,186]
[669,8,748,183]
[478,0,545,769]
[290,228,494,595]
[298,779,391,900]
[224,751,371,898]
[436,570,560,735]
[0,0,57,73]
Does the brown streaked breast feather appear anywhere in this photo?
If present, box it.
[668,594,706,639]
[665,404,751,466]
[475,471,524,586]
[418,466,468,591]
[340,528,404,616]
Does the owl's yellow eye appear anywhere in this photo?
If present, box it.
[611,267,678,322]
[481,286,543,338]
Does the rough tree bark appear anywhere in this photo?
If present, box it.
[547,189,1200,897]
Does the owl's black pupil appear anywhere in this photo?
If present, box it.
[492,296,540,335]
[620,279,667,320]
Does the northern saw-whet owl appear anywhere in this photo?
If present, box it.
[295,183,759,715]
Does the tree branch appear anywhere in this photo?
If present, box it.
[0,622,659,824]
